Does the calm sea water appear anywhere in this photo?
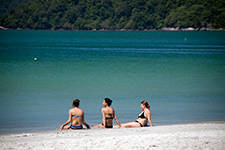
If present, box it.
[0,30,225,134]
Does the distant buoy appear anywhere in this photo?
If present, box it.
[34,57,38,61]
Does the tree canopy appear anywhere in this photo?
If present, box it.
[0,0,224,30]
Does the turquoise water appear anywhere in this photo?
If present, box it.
[0,30,225,134]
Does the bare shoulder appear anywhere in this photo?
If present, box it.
[144,109,150,114]
[79,109,84,114]
[101,107,106,112]
[111,107,115,112]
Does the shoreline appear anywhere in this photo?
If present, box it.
[1,121,225,150]
[1,26,225,31]
[1,121,225,136]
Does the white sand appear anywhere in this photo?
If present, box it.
[1,122,225,150]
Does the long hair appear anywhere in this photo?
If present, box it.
[141,100,150,109]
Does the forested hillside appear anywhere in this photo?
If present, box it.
[0,0,224,30]
[0,0,31,14]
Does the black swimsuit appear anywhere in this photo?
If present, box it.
[135,111,147,127]
[102,113,114,128]
[102,123,113,128]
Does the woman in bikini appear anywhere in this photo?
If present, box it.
[92,98,121,128]
[60,99,90,130]
[115,100,152,128]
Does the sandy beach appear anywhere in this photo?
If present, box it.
[0,122,225,150]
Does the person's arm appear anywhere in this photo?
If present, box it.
[82,111,90,129]
[145,109,152,127]
[101,108,106,128]
[60,110,72,129]
[113,109,121,127]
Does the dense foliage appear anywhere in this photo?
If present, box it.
[0,0,32,14]
[0,0,224,30]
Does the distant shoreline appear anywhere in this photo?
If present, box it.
[1,26,224,31]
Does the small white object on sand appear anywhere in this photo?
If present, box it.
[33,57,38,61]
[0,122,225,150]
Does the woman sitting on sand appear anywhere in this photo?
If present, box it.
[60,99,90,130]
[115,100,152,128]
[92,98,121,128]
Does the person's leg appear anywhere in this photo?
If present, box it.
[91,124,104,129]
[120,122,141,128]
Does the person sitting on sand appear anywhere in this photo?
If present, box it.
[92,98,121,128]
[115,100,152,128]
[60,99,90,130]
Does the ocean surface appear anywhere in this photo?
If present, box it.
[0,30,225,134]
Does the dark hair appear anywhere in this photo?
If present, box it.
[141,100,150,109]
[104,98,112,106]
[73,99,80,107]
